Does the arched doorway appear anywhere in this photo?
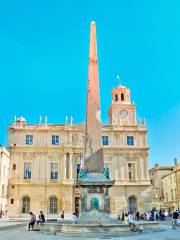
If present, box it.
[128,196,137,212]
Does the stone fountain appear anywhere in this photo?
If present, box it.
[41,21,159,236]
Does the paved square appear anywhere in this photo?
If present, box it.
[0,222,179,240]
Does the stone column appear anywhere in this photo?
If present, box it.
[137,156,140,181]
[70,153,73,179]
[64,154,66,180]
[140,156,144,180]
[115,155,119,180]
[124,155,128,180]
[145,153,149,179]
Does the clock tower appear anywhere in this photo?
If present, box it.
[108,84,136,126]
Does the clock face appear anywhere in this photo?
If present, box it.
[120,110,128,118]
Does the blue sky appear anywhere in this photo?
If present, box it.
[0,0,179,167]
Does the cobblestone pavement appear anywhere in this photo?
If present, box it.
[0,221,179,240]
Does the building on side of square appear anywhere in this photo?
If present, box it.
[7,84,151,218]
[0,146,10,214]
[149,164,174,210]
[150,159,180,211]
[162,160,180,211]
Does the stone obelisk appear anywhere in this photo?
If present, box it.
[77,22,113,218]
[84,21,104,174]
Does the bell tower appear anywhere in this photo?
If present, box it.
[108,82,136,126]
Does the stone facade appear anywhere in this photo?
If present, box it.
[7,84,151,218]
[150,161,180,210]
[162,161,180,210]
[0,146,10,214]
[149,165,173,209]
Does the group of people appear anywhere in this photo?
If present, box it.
[118,209,179,222]
[28,211,45,231]
[117,209,180,231]
[28,210,78,230]
[138,210,167,221]
[61,211,78,223]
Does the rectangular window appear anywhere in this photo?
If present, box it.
[127,136,134,146]
[24,162,31,179]
[128,163,136,180]
[13,164,16,170]
[50,163,58,180]
[11,199,14,204]
[52,135,59,145]
[26,135,33,145]
[102,136,109,146]
[77,164,81,179]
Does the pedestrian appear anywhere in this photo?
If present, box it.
[71,212,77,224]
[61,210,64,220]
[136,211,140,221]
[121,212,125,221]
[151,210,154,221]
[164,210,168,220]
[124,213,128,224]
[146,211,150,221]
[28,212,36,231]
[128,212,139,232]
[36,211,45,228]
[154,210,159,221]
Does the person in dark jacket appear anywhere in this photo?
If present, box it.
[136,212,140,221]
[37,211,45,226]
[61,210,64,220]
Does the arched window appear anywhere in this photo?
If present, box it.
[22,196,30,213]
[121,93,124,101]
[128,195,137,212]
[115,94,118,102]
[66,153,70,179]
[49,196,58,214]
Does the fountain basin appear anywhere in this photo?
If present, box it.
[40,221,160,235]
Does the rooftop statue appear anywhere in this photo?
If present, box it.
[79,168,88,179]
[103,166,110,179]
